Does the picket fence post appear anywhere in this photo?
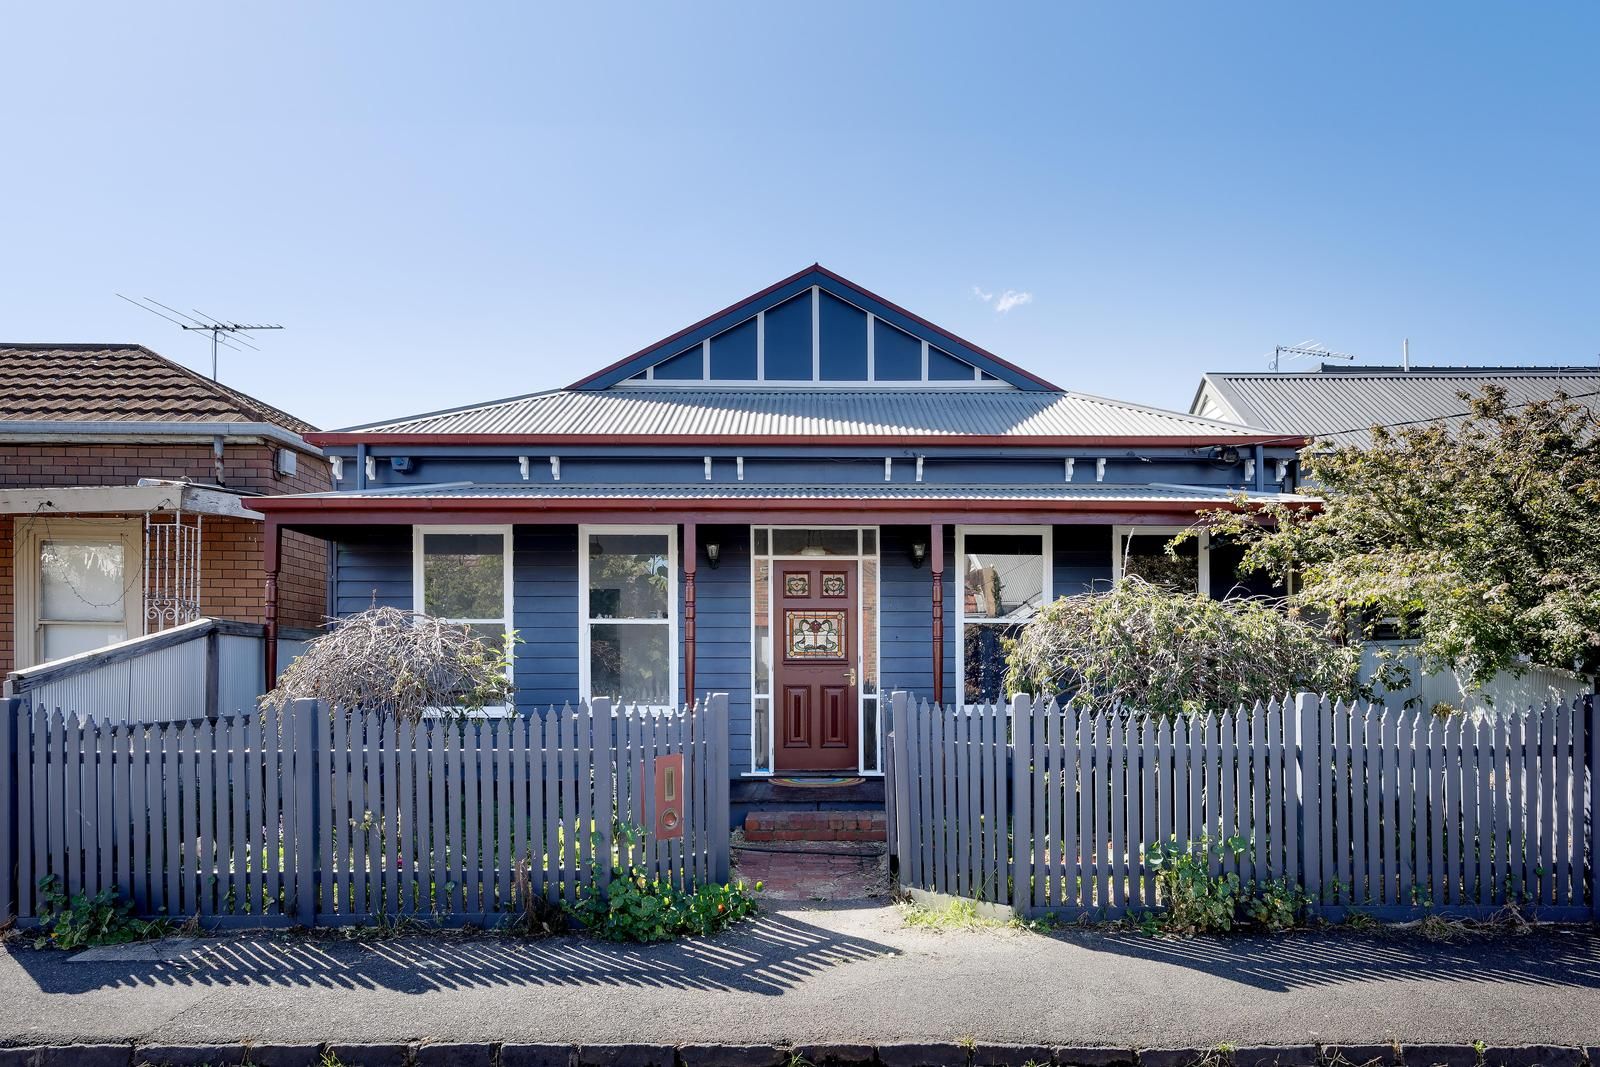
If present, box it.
[1296,692,1321,908]
[709,693,731,882]
[889,692,912,882]
[291,698,321,925]
[0,696,18,922]
[1009,693,1032,913]
[1588,693,1599,921]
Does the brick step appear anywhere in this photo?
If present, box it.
[742,810,887,843]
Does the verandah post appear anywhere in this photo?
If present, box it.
[1010,692,1033,914]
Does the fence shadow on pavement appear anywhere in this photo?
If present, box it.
[1071,929,1600,993]
[10,911,893,999]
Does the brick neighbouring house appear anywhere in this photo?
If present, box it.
[0,343,329,676]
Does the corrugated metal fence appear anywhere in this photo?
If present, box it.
[886,692,1598,921]
[0,694,730,927]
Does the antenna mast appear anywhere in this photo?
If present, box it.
[1271,341,1359,371]
[116,295,283,380]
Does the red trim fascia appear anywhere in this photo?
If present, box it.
[303,431,1310,449]
[567,265,820,389]
[254,496,1317,530]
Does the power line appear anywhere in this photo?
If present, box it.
[1254,386,1600,447]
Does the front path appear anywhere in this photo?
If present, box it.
[2,904,1599,1049]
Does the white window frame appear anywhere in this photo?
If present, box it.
[749,526,882,777]
[578,523,679,712]
[1111,524,1211,597]
[13,516,143,669]
[412,524,515,716]
[956,525,1053,709]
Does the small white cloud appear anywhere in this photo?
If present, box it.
[994,289,1033,313]
[972,286,994,303]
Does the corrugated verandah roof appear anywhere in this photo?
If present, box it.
[1198,368,1600,447]
[321,388,1290,442]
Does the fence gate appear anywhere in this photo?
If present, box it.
[886,691,1599,922]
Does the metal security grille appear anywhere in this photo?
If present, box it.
[143,512,203,631]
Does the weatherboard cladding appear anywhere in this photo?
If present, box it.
[336,388,1275,439]
[1202,370,1600,447]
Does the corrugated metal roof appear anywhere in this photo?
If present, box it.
[282,482,1303,504]
[336,388,1278,439]
[1198,369,1600,447]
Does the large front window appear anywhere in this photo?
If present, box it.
[582,526,677,709]
[957,527,1051,705]
[413,526,514,709]
[1113,526,1211,597]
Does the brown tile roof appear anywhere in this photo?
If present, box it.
[0,343,316,434]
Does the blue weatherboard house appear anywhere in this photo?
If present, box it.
[255,266,1304,800]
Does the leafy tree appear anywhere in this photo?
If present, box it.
[1003,577,1357,716]
[1195,386,1600,689]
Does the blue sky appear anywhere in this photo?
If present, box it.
[2,3,1595,430]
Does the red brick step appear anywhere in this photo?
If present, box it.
[742,810,886,843]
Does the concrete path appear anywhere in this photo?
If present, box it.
[2,903,1599,1050]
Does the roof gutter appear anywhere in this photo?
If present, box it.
[0,420,322,455]
[304,431,1310,449]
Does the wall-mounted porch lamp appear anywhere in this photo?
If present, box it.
[910,541,928,569]
[704,540,722,569]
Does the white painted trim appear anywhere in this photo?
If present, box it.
[865,313,876,379]
[0,484,261,520]
[955,524,1053,709]
[412,525,516,713]
[0,421,320,454]
[578,524,679,712]
[811,286,821,382]
[1111,524,1211,597]
[755,310,766,380]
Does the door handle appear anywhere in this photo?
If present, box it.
[845,667,857,687]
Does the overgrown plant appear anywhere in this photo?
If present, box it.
[261,605,517,723]
[1004,577,1358,717]
[1140,837,1313,936]
[1193,386,1600,689]
[33,876,165,950]
[568,824,759,942]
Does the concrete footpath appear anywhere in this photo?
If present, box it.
[1,902,1599,1063]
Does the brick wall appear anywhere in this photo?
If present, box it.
[0,437,331,673]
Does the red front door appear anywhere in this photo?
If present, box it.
[773,561,859,772]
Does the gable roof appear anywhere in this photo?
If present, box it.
[568,264,1060,391]
[0,343,317,435]
[314,386,1290,446]
[1193,365,1600,447]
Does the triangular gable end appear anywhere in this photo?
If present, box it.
[570,266,1058,391]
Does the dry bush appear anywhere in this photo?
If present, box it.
[260,606,514,722]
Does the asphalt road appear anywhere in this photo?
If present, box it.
[2,904,1598,1049]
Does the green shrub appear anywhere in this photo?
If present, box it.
[1004,577,1358,717]
[33,875,164,950]
[1140,836,1313,936]
[568,825,760,942]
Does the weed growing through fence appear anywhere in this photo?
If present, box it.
[1139,836,1314,936]
[33,876,168,950]
[568,824,760,943]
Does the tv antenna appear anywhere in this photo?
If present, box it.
[1271,340,1358,372]
[116,295,283,381]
